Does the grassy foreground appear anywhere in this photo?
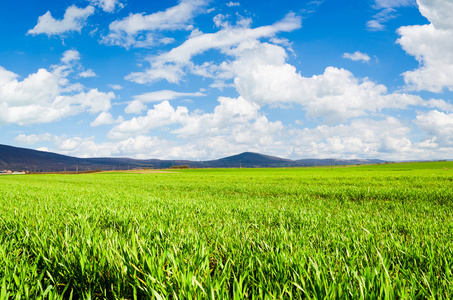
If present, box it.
[1,162,453,299]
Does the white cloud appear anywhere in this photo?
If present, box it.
[90,112,123,127]
[366,8,397,31]
[109,96,285,157]
[18,112,441,161]
[108,101,189,139]
[226,2,240,7]
[0,52,115,125]
[125,100,147,114]
[132,90,205,103]
[102,0,209,48]
[15,134,208,159]
[417,0,453,30]
[367,0,415,31]
[65,89,113,113]
[396,0,453,92]
[61,49,81,64]
[90,0,124,13]
[160,12,300,65]
[225,41,421,123]
[125,63,185,84]
[289,117,415,159]
[14,133,55,145]
[422,98,453,112]
[125,12,302,84]
[415,110,453,146]
[174,96,261,137]
[0,66,18,85]
[78,69,97,78]
[108,84,123,90]
[0,68,61,106]
[209,80,234,90]
[15,101,452,161]
[60,50,97,79]
[213,14,230,28]
[343,51,371,62]
[27,5,95,36]
[173,97,284,154]
[373,0,416,9]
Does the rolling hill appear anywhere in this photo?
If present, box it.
[0,144,386,172]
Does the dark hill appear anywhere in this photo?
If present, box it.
[0,144,80,172]
[0,144,386,172]
[203,152,292,168]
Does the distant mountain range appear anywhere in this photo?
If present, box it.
[0,144,387,172]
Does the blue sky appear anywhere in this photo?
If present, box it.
[1,0,452,160]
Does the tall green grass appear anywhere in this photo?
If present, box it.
[1,163,453,299]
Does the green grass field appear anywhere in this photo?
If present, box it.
[1,162,453,299]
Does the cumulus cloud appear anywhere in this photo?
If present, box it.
[15,112,438,161]
[13,93,450,161]
[13,134,209,159]
[224,41,421,123]
[27,5,95,36]
[35,96,285,159]
[0,52,115,125]
[102,0,209,48]
[417,0,453,30]
[290,117,413,158]
[0,66,19,85]
[109,96,285,155]
[415,110,453,146]
[108,101,189,139]
[343,51,371,62]
[173,97,284,154]
[397,0,453,92]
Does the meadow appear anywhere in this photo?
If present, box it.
[1,162,453,299]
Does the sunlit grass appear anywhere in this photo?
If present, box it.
[1,163,452,299]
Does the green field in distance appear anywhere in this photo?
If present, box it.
[1,162,453,299]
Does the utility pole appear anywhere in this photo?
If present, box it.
[76,164,78,174]
[239,159,241,168]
